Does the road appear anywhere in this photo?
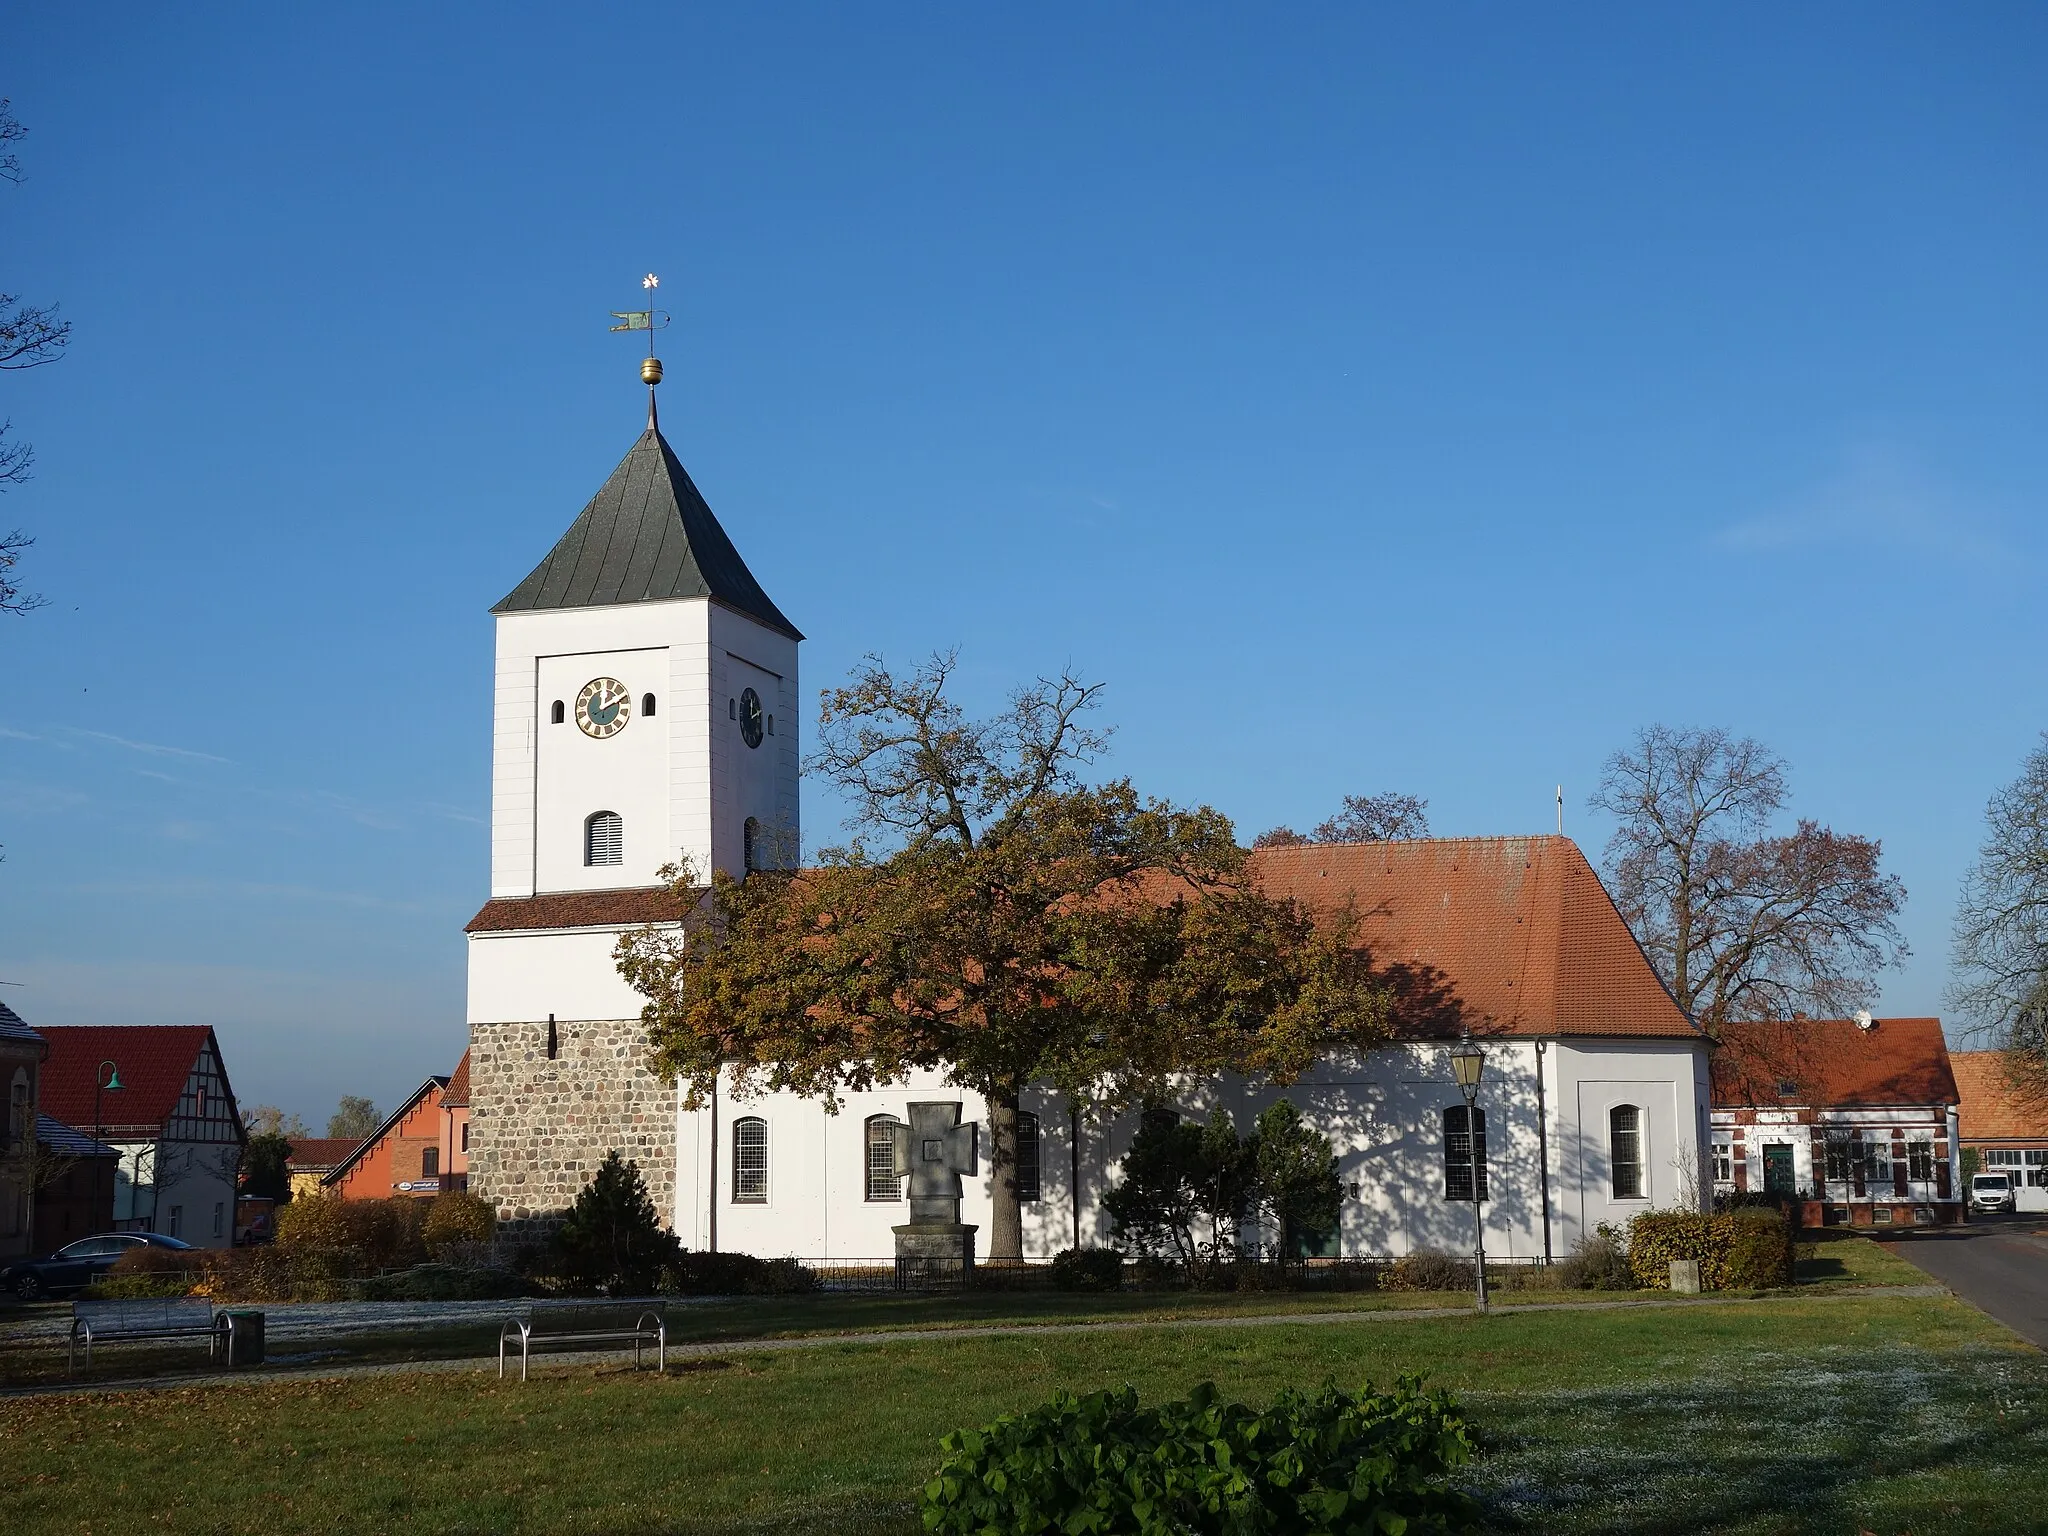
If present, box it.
[1885,1214,2048,1349]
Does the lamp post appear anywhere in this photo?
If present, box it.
[93,1060,123,1236]
[1448,1033,1488,1312]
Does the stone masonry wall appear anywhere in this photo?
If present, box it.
[468,1017,676,1247]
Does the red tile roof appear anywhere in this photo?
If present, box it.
[1711,1017,1958,1109]
[283,1137,367,1171]
[440,1048,471,1108]
[465,886,698,933]
[37,1025,220,1132]
[1952,1050,2048,1142]
[1246,836,1697,1039]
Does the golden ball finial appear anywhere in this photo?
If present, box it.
[641,356,664,386]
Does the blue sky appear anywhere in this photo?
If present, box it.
[2,6,2043,1123]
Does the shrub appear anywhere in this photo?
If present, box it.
[95,1245,200,1298]
[1050,1247,1124,1292]
[422,1190,497,1261]
[921,1377,1478,1535]
[1383,1249,1474,1292]
[1626,1208,1792,1290]
[662,1250,818,1296]
[1557,1225,1635,1290]
[360,1263,531,1301]
[551,1152,681,1295]
[274,1194,428,1275]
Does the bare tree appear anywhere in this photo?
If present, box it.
[1254,792,1430,849]
[0,98,70,615]
[1951,734,2048,1086]
[1592,726,1907,1034]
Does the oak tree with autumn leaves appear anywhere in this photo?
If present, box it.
[617,654,1390,1262]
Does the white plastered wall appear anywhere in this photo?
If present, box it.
[670,1038,1710,1261]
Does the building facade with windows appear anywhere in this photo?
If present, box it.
[1710,1016,1963,1227]
[2,1001,48,1258]
[464,384,1712,1257]
[1951,1049,2048,1212]
[35,1025,246,1249]
[321,1072,455,1199]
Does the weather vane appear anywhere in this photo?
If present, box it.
[610,273,671,431]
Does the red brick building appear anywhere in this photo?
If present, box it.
[1711,1016,1962,1228]
[1952,1050,2048,1212]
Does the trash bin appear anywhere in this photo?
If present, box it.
[223,1310,265,1367]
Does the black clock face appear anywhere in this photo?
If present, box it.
[739,687,764,749]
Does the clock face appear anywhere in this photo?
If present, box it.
[576,677,631,739]
[739,687,764,749]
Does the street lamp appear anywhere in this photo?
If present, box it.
[1448,1033,1488,1311]
[93,1061,122,1235]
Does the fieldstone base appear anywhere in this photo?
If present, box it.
[468,1017,677,1248]
[893,1221,978,1290]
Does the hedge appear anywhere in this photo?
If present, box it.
[922,1377,1477,1535]
[1626,1208,1793,1290]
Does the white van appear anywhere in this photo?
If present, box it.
[1970,1172,2015,1213]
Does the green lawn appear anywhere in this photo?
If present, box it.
[3,1293,2040,1535]
[1792,1229,1932,1288]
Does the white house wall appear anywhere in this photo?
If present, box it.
[466,929,653,1026]
[671,1039,1709,1262]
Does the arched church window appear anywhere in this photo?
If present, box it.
[733,1117,768,1203]
[641,693,657,718]
[865,1115,903,1202]
[585,811,623,867]
[1610,1105,1645,1200]
[1442,1105,1487,1203]
[1014,1111,1042,1203]
[743,817,761,873]
[550,700,565,725]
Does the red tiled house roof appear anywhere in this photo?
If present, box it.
[466,886,697,933]
[283,1138,367,1171]
[1952,1050,2048,1142]
[1247,836,1697,1039]
[1712,1018,1958,1109]
[441,1048,471,1109]
[38,1025,228,1135]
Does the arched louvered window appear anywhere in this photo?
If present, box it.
[1442,1105,1488,1203]
[865,1114,904,1202]
[743,817,761,873]
[641,693,657,718]
[733,1117,768,1203]
[585,811,623,867]
[1610,1105,1645,1200]
[1014,1111,1042,1203]
[550,700,565,725]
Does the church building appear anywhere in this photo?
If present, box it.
[465,363,1712,1262]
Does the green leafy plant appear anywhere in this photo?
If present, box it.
[274,1194,428,1275]
[1245,1100,1344,1259]
[1626,1209,1792,1290]
[1049,1247,1124,1292]
[1556,1224,1634,1290]
[663,1250,817,1295]
[240,1131,293,1203]
[359,1262,530,1301]
[422,1189,497,1260]
[550,1151,680,1295]
[1382,1250,1474,1292]
[921,1376,1477,1535]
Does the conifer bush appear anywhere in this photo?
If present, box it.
[550,1151,680,1295]
[921,1377,1478,1535]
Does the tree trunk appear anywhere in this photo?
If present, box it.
[988,1091,1024,1262]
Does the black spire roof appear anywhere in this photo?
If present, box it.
[493,428,802,639]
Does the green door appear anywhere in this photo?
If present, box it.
[1763,1144,1796,1197]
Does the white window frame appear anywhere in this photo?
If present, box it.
[732,1116,768,1204]
[1610,1105,1645,1201]
[865,1115,903,1202]
[1712,1136,1733,1184]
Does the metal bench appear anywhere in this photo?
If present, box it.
[499,1302,665,1381]
[69,1297,234,1374]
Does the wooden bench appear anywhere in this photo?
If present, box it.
[499,1302,666,1381]
[69,1297,234,1374]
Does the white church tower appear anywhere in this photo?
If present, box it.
[463,341,800,1238]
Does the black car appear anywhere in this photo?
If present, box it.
[0,1232,194,1300]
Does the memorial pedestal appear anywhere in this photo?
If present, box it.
[893,1221,977,1290]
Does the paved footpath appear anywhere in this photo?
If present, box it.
[1885,1217,2048,1349]
[0,1285,1951,1402]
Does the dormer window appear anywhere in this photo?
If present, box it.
[1776,1080,1798,1098]
[550,700,566,725]
[585,811,623,867]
